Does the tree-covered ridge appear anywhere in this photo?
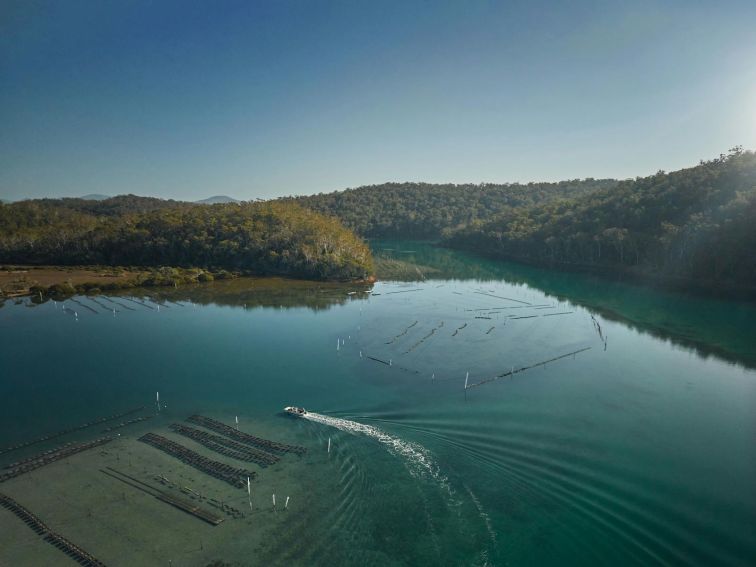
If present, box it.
[447,149,756,290]
[0,200,373,281]
[291,179,617,238]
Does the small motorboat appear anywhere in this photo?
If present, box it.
[284,406,307,417]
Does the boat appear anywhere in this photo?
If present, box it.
[284,406,307,417]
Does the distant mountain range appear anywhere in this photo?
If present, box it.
[80,193,110,201]
[0,193,242,205]
[75,194,239,204]
[195,195,239,204]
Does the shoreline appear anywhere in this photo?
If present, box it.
[441,243,756,301]
[0,265,375,300]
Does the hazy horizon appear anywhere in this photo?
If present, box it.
[0,152,721,203]
[2,0,756,202]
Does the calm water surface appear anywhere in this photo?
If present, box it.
[1,243,754,566]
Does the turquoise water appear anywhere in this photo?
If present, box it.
[1,246,754,566]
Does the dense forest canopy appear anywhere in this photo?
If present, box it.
[446,148,756,290]
[290,179,617,238]
[2,148,754,291]
[0,200,372,281]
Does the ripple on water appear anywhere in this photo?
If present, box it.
[374,408,750,566]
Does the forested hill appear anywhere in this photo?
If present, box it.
[12,195,191,219]
[0,199,372,281]
[446,149,756,292]
[290,179,617,238]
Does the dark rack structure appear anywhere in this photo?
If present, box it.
[187,415,306,455]
[100,467,224,525]
[0,407,141,455]
[138,433,255,489]
[102,415,152,433]
[1,437,114,483]
[0,493,107,566]
[169,423,279,466]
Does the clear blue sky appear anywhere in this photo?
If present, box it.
[2,0,755,201]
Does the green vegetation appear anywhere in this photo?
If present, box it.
[291,179,616,238]
[446,149,756,292]
[0,265,244,300]
[0,199,372,282]
[290,148,755,293]
[3,148,753,293]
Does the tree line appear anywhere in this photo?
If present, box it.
[3,148,753,290]
[446,148,756,291]
[0,199,373,281]
[290,179,617,238]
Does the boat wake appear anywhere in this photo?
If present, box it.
[301,411,448,490]
[464,483,499,561]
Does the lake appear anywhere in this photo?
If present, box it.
[0,242,754,566]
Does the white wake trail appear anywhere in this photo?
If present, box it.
[464,483,498,557]
[302,412,447,488]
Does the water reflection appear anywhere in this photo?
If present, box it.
[373,240,756,369]
[13,243,756,368]
[20,277,373,312]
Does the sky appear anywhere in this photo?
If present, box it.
[2,0,756,202]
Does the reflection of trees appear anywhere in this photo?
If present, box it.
[375,240,756,369]
[137,277,373,312]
